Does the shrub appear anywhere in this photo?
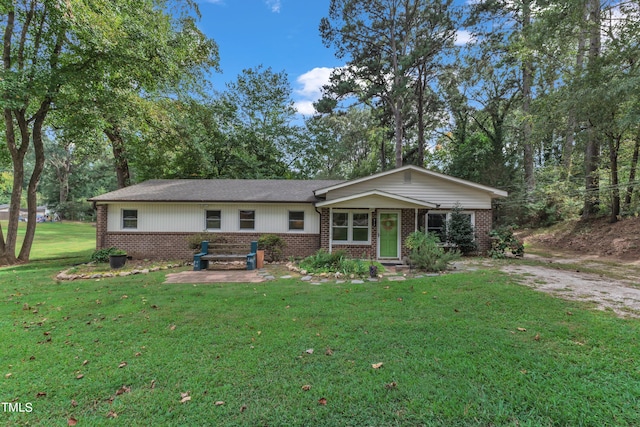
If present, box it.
[404,230,460,272]
[258,234,287,262]
[90,247,123,263]
[299,249,378,278]
[489,227,524,259]
[447,204,477,255]
[186,233,226,252]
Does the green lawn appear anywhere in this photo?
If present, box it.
[0,221,95,261]
[1,231,639,426]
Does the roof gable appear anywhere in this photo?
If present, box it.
[314,165,507,198]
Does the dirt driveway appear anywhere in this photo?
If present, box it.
[488,254,640,318]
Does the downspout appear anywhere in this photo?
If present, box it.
[329,207,333,254]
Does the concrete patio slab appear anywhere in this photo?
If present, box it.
[164,269,265,284]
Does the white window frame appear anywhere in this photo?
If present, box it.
[205,209,221,230]
[288,210,305,231]
[426,210,475,242]
[122,209,138,229]
[331,210,371,244]
[239,210,255,230]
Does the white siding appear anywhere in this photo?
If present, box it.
[106,203,320,233]
[326,170,492,209]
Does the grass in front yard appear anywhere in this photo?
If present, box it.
[2,260,640,426]
[0,221,95,261]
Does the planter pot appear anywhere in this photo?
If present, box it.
[109,254,127,269]
[256,250,265,269]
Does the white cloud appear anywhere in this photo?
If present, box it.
[293,67,334,115]
[455,30,474,46]
[266,0,281,13]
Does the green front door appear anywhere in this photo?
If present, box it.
[379,213,398,258]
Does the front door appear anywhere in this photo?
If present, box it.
[378,212,399,259]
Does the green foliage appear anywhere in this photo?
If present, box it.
[404,230,460,272]
[186,233,226,252]
[298,249,378,277]
[90,247,124,263]
[446,204,478,255]
[257,234,287,262]
[489,227,524,259]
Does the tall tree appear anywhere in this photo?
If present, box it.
[320,0,457,168]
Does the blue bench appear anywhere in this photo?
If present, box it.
[193,241,257,271]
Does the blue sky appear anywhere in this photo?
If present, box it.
[196,0,472,116]
[196,0,340,115]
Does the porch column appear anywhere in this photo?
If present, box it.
[414,208,418,233]
[328,207,333,254]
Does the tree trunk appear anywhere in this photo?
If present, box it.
[563,27,586,177]
[624,129,640,210]
[608,135,621,223]
[522,0,535,195]
[583,0,601,220]
[105,126,131,188]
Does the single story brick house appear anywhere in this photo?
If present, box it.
[89,165,507,261]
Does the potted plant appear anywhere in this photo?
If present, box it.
[109,249,128,269]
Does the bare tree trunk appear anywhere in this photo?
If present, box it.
[624,130,640,210]
[583,0,601,219]
[105,126,131,188]
[563,30,586,176]
[522,0,535,195]
[608,134,621,223]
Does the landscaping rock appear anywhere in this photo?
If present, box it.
[264,275,276,280]
[280,275,293,279]
[351,279,364,284]
[387,276,406,281]
[300,276,313,282]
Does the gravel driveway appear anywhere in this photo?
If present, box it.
[494,255,640,318]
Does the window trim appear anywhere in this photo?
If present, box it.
[288,210,305,231]
[331,210,371,244]
[122,209,138,230]
[239,209,255,230]
[205,209,221,230]
[426,210,475,242]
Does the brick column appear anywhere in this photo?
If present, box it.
[95,204,108,250]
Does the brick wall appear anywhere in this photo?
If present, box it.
[96,204,108,250]
[475,209,493,254]
[101,231,321,261]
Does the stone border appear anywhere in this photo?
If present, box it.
[56,262,185,281]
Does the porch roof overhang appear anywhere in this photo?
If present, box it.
[315,190,439,209]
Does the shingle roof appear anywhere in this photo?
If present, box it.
[89,179,345,203]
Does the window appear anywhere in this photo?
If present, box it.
[352,213,369,241]
[239,210,255,230]
[122,209,138,229]
[289,211,304,230]
[427,213,447,242]
[427,211,474,243]
[332,211,370,243]
[206,210,221,229]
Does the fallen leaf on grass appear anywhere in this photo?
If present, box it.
[76,374,84,380]
[215,401,225,406]
[36,392,46,398]
[301,385,311,391]
[385,381,397,389]
[516,327,527,332]
[115,385,131,395]
[372,362,384,369]
[5,373,11,378]
[118,361,127,368]
[71,399,78,407]
[325,347,333,356]
[68,417,78,426]
[180,392,191,403]
[106,410,118,418]
[305,348,314,354]
[318,397,327,405]
[82,360,89,366]
[169,324,176,331]
[534,333,540,341]
[150,380,156,389]
[240,405,248,413]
